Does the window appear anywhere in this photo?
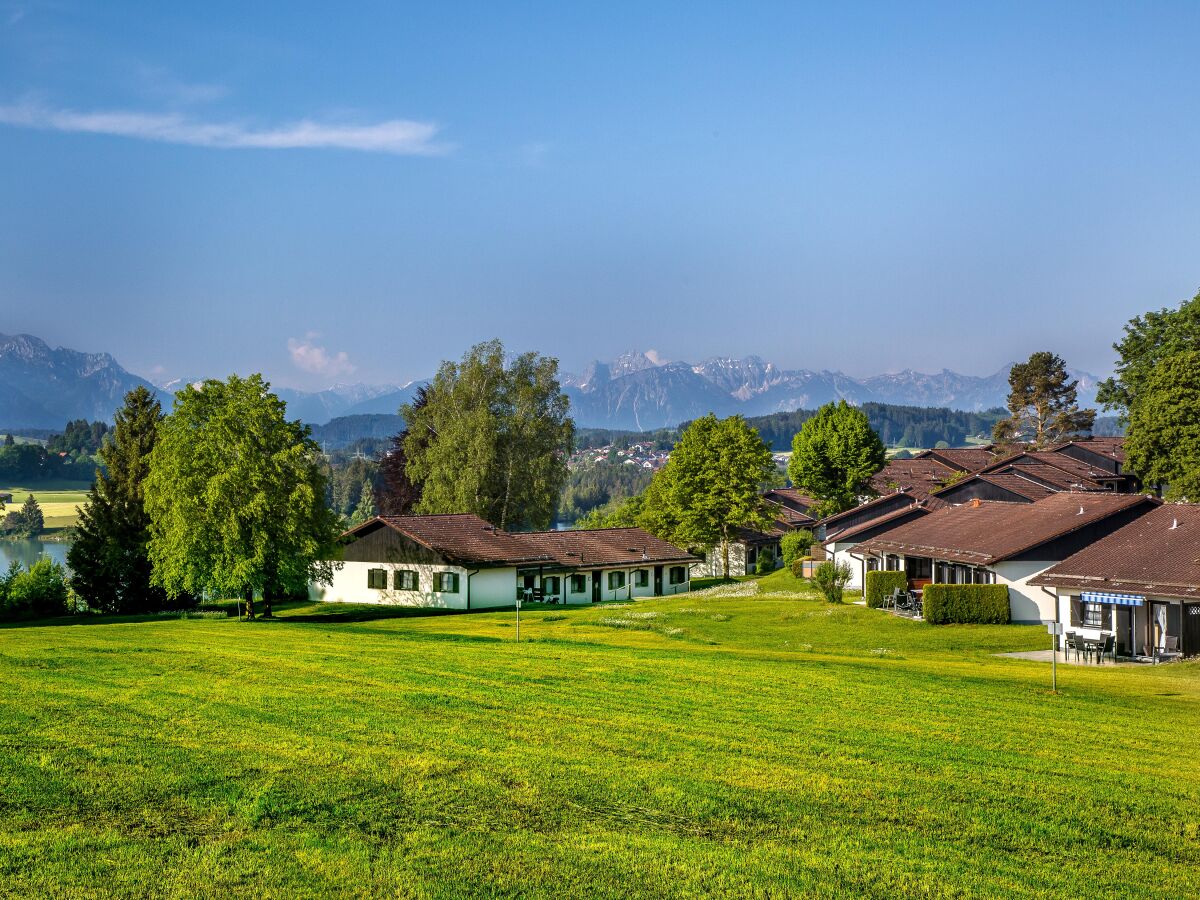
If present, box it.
[1082,602,1102,627]
[668,566,686,585]
[608,571,626,590]
[367,568,387,590]
[906,558,932,580]
[434,572,460,593]
[543,576,561,595]
[635,569,649,587]
[570,574,586,593]
[393,570,419,591]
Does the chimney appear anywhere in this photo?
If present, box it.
[1078,506,1085,515]
[969,498,982,508]
[1171,518,1180,530]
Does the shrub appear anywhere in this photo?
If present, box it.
[923,584,1010,625]
[790,556,814,577]
[810,560,852,603]
[755,548,774,576]
[865,570,908,609]
[780,530,815,567]
[2,557,70,618]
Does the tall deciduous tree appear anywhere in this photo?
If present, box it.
[68,387,176,613]
[788,401,886,517]
[1097,290,1200,421]
[636,414,776,578]
[403,340,573,530]
[992,352,1095,448]
[1124,350,1200,500]
[144,375,340,618]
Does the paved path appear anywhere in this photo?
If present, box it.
[997,649,1131,667]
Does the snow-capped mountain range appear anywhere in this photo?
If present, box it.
[560,351,1104,431]
[0,334,1103,432]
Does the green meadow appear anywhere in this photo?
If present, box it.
[1,570,1197,898]
[1,481,91,530]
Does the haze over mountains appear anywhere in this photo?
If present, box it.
[0,334,1104,432]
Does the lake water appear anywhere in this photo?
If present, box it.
[0,539,71,572]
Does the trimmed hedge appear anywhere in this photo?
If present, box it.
[923,584,1010,625]
[865,570,908,609]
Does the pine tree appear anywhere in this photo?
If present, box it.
[16,494,43,538]
[3,433,13,446]
[68,387,173,613]
[992,352,1095,449]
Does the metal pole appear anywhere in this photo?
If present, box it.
[516,597,520,643]
[1051,632,1057,693]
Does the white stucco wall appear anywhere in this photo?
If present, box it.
[827,542,866,589]
[991,560,1056,624]
[696,542,749,578]
[311,561,517,610]
[312,560,692,609]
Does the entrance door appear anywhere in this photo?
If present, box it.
[1116,607,1132,657]
[591,572,601,603]
[654,565,663,597]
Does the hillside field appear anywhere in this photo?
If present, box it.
[1,570,1197,897]
[0,482,90,529]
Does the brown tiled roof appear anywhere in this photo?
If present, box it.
[1047,436,1127,464]
[871,458,959,500]
[826,503,932,544]
[916,447,998,471]
[820,491,919,529]
[522,527,697,567]
[1030,504,1200,600]
[357,514,554,564]
[855,493,1157,565]
[763,488,818,513]
[979,451,1119,490]
[344,514,696,568]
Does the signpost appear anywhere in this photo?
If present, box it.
[516,591,526,642]
[1046,622,1063,692]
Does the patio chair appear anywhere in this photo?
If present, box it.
[1155,636,1182,664]
[1097,634,1115,664]
[888,587,903,610]
[1063,631,1076,656]
[1067,633,1088,663]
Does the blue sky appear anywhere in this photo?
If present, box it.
[1,2,1198,389]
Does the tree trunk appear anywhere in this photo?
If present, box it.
[243,587,255,620]
[722,532,731,580]
[263,588,273,618]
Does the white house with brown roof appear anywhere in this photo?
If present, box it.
[817,491,935,589]
[852,493,1158,623]
[312,513,698,609]
[1030,504,1200,659]
[693,489,818,578]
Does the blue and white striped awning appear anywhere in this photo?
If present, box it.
[1081,590,1144,607]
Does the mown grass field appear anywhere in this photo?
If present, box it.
[1,569,1198,898]
[0,482,90,529]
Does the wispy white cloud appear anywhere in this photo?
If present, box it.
[288,336,356,378]
[0,99,450,155]
[134,65,229,106]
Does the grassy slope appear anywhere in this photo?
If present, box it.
[0,483,90,529]
[1,574,1198,898]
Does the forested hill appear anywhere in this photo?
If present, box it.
[745,404,1007,450]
